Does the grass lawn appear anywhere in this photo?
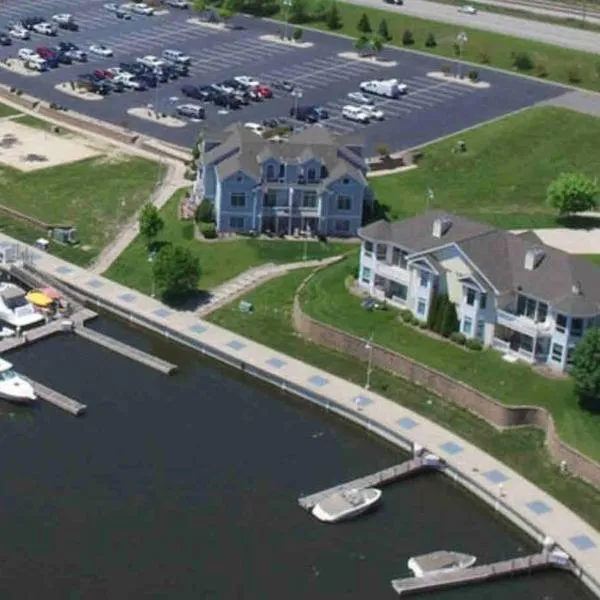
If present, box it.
[13,114,70,135]
[206,267,600,531]
[585,255,600,265]
[105,190,356,293]
[0,103,21,118]
[369,107,600,230]
[300,256,600,462]
[0,154,163,266]
[274,1,600,92]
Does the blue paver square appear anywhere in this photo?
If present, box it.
[440,441,464,455]
[189,324,207,335]
[119,293,136,303]
[484,469,508,484]
[526,501,552,515]
[308,374,329,388]
[153,308,172,318]
[397,417,418,430]
[55,265,73,275]
[227,339,245,351]
[267,357,286,369]
[569,535,597,551]
[354,394,373,407]
[86,279,104,289]
[31,253,42,262]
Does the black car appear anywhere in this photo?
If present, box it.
[164,60,189,76]
[384,0,403,4]
[181,85,205,100]
[289,105,318,123]
[77,74,110,95]
[0,33,12,46]
[52,49,72,64]
[213,93,241,109]
[57,20,78,31]
[196,85,215,101]
[138,72,157,88]
[152,68,169,83]
[272,79,295,93]
[21,16,45,30]
[159,64,178,80]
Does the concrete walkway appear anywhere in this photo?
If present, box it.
[2,232,599,597]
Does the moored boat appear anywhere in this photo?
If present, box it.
[312,487,382,523]
[0,358,36,404]
[408,550,477,578]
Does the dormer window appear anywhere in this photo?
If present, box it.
[266,164,275,181]
[343,177,349,184]
[307,167,316,182]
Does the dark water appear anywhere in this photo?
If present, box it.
[0,316,590,599]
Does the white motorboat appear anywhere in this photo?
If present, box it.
[312,487,382,523]
[0,283,45,328]
[0,358,36,403]
[408,550,477,578]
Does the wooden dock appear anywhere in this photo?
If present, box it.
[391,552,568,596]
[25,378,86,416]
[73,326,177,375]
[298,457,434,511]
[0,319,67,354]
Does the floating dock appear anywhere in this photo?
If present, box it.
[391,552,569,596]
[299,456,435,511]
[0,319,67,354]
[73,326,177,375]
[25,377,86,416]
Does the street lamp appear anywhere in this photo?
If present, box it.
[148,251,156,297]
[456,32,468,78]
[282,0,293,40]
[291,87,303,118]
[364,333,374,390]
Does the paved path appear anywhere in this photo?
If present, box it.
[2,232,599,597]
[543,91,600,118]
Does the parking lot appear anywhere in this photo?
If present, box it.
[0,0,568,154]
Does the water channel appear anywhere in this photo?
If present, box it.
[0,315,592,599]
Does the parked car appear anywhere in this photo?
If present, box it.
[255,84,272,99]
[458,4,477,13]
[130,2,154,15]
[26,56,48,72]
[52,13,78,30]
[289,105,318,123]
[310,106,329,119]
[113,72,147,90]
[213,92,241,109]
[77,75,110,94]
[9,25,30,40]
[165,0,189,7]
[93,68,113,79]
[89,43,113,57]
[176,104,205,119]
[383,0,403,4]
[244,122,265,135]
[247,88,263,102]
[137,55,164,69]
[181,84,204,100]
[163,60,188,76]
[271,79,294,92]
[234,75,260,88]
[361,105,384,120]
[58,41,87,61]
[342,105,370,123]
[0,33,11,46]
[50,47,73,65]
[35,46,60,67]
[162,49,191,64]
[347,91,373,105]
[138,72,158,87]
[18,48,37,61]
[21,17,45,31]
[359,78,407,98]
[33,22,58,36]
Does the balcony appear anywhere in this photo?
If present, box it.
[262,180,323,191]
[374,260,409,284]
[496,308,552,338]
[262,204,320,215]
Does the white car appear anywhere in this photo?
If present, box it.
[244,122,265,135]
[52,13,74,25]
[114,73,144,89]
[137,55,164,68]
[458,4,477,13]
[234,75,260,88]
[33,22,57,36]
[342,105,370,123]
[166,0,189,7]
[107,66,127,76]
[130,2,154,14]
[9,25,30,40]
[162,49,190,64]
[347,91,373,105]
[361,105,384,120]
[18,48,37,61]
[89,43,113,57]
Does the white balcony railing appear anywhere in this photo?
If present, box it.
[496,309,552,338]
[374,260,410,284]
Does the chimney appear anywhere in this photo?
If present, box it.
[524,247,545,271]
[572,281,582,295]
[432,216,452,238]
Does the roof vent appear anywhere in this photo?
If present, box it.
[432,216,452,238]
[572,281,582,295]
[524,247,545,271]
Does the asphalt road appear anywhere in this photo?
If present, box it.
[344,0,600,53]
[0,0,566,154]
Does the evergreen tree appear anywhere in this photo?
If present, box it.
[378,17,391,41]
[325,2,342,30]
[440,296,460,337]
[357,12,372,34]
[427,293,439,330]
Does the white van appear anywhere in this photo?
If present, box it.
[342,105,370,123]
[162,49,191,64]
[359,78,408,98]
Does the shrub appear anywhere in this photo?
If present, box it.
[293,27,303,41]
[9,86,15,93]
[325,2,342,30]
[566,65,582,83]
[195,201,214,223]
[184,169,196,180]
[440,64,452,76]
[534,59,548,78]
[424,33,436,47]
[16,89,23,96]
[467,69,479,82]
[450,332,466,345]
[376,143,391,159]
[200,222,217,239]
[418,321,427,329]
[466,338,483,351]
[478,50,490,64]
[402,29,414,45]
[452,43,461,57]
[400,309,413,322]
[352,265,359,279]
[512,51,533,71]
[191,145,200,160]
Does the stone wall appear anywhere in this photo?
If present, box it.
[293,278,600,489]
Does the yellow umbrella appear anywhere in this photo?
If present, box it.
[26,290,54,308]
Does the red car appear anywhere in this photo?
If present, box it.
[256,84,272,99]
[93,68,114,79]
[36,46,57,60]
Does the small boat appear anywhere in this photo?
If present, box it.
[0,358,36,404]
[0,283,45,328]
[408,550,477,578]
[312,487,382,523]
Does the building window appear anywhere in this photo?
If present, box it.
[364,241,373,256]
[335,220,350,233]
[571,318,583,337]
[521,334,533,353]
[419,270,430,288]
[462,317,473,335]
[389,281,407,301]
[476,319,485,340]
[337,195,351,211]
[466,288,476,306]
[551,343,564,362]
[567,346,575,366]
[229,216,244,229]
[230,193,245,207]
[361,267,371,285]
[342,177,350,184]
[537,302,548,323]
[307,168,316,182]
[278,163,285,179]
[417,299,426,316]
[263,191,276,207]
[376,244,387,261]
[303,191,317,208]
[556,314,567,334]
[266,164,275,181]
[374,275,386,291]
[480,293,487,310]
[320,165,327,179]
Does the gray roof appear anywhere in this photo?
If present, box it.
[360,211,600,316]
[204,123,367,183]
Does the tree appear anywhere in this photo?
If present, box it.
[139,204,164,247]
[289,0,310,23]
[192,0,206,10]
[357,12,371,34]
[377,18,391,41]
[218,0,240,20]
[401,29,414,45]
[195,201,214,223]
[571,328,600,405]
[325,2,342,29]
[439,295,459,337]
[425,32,437,47]
[427,293,440,330]
[354,35,369,53]
[512,51,533,71]
[369,35,384,55]
[153,244,201,301]
[547,172,598,217]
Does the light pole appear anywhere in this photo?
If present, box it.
[364,333,374,390]
[282,0,293,40]
[291,87,303,118]
[456,32,468,78]
[148,251,156,297]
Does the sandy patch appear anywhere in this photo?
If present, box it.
[0,58,41,77]
[260,34,313,48]
[187,17,227,30]
[338,52,396,67]
[127,107,186,128]
[427,72,490,89]
[0,121,101,172]
[95,148,129,165]
[55,82,104,101]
